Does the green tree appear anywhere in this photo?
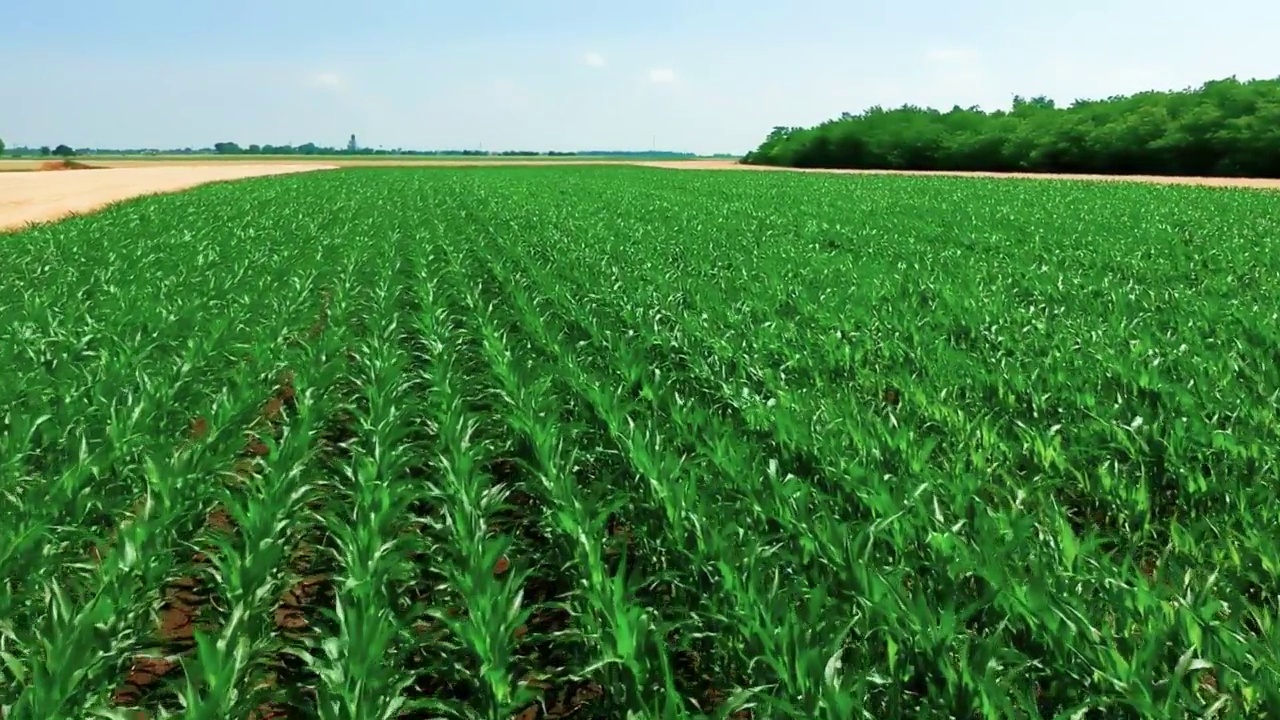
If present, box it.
[0,136,6,156]
[744,75,1280,178]
[53,144,75,157]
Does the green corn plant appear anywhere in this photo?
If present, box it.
[293,260,422,720]
[0,165,1277,720]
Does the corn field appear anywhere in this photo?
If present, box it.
[0,166,1277,719]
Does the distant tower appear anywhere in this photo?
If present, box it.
[347,134,358,152]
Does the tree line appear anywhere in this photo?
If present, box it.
[2,142,702,159]
[0,144,77,158]
[743,76,1280,177]
[207,140,701,156]
[208,143,699,158]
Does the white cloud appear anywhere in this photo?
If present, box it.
[584,51,607,68]
[307,72,345,90]
[648,67,677,84]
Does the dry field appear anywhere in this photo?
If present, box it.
[0,163,335,231]
[3,157,1280,233]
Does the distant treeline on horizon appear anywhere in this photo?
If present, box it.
[3,142,727,159]
[745,75,1280,178]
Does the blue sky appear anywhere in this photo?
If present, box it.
[2,0,1277,154]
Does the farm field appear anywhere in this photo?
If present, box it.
[7,155,1280,234]
[0,164,334,231]
[1,165,1278,719]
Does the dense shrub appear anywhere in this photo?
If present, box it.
[744,76,1280,177]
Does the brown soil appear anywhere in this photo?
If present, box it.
[0,163,335,232]
[112,366,305,714]
[38,159,99,171]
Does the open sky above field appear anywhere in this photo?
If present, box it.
[2,0,1278,155]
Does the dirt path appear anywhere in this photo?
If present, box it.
[635,160,1280,189]
[0,164,335,232]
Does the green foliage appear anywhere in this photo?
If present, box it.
[745,76,1280,177]
[0,136,6,156]
[0,166,1277,718]
[51,144,75,157]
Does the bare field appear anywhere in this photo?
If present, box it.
[4,158,1280,232]
[0,163,335,232]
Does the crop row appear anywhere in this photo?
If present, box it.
[0,166,1276,719]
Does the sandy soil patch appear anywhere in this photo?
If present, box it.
[0,163,335,232]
